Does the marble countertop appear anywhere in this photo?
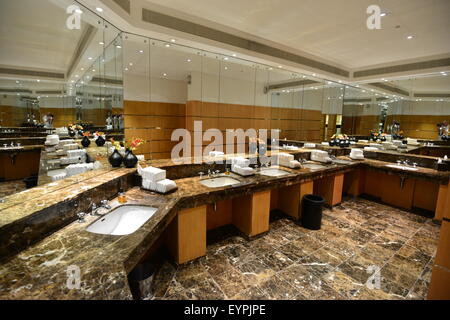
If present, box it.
[1,153,449,299]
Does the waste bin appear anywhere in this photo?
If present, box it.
[301,194,325,230]
[128,260,156,300]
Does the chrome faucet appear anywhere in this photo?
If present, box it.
[90,200,111,216]
[77,212,86,223]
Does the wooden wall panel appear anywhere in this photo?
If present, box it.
[413,179,439,212]
[124,100,186,160]
[385,114,450,140]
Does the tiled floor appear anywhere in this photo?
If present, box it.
[146,197,440,300]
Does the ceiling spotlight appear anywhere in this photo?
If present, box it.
[37,79,40,82]
[224,57,229,61]
[186,59,191,62]
[224,67,228,70]
[99,42,104,45]
[278,66,282,68]
[92,69,96,72]
[232,54,237,57]
[163,73,167,77]
[443,73,448,76]
[75,9,83,14]
[407,35,414,40]
[125,67,128,71]
[165,44,170,48]
[116,45,122,49]
[96,7,103,12]
[312,73,316,76]
[380,12,387,17]
[15,80,19,84]
[170,39,176,43]
[268,67,273,70]
[129,62,133,66]
[88,57,93,60]
[139,50,144,53]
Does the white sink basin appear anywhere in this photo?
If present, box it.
[200,176,241,188]
[259,168,291,177]
[386,164,419,171]
[303,163,327,170]
[86,205,158,236]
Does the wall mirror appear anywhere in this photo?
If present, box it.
[0,0,123,200]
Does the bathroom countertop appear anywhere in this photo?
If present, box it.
[1,154,449,299]
[0,145,43,153]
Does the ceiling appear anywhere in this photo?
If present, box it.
[142,0,450,69]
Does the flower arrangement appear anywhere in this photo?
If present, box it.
[110,138,122,151]
[68,123,83,131]
[82,131,90,137]
[125,137,145,151]
[95,131,105,137]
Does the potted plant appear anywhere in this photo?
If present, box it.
[123,138,145,168]
[81,131,91,148]
[108,138,123,167]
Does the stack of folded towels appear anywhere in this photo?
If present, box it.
[277,153,301,168]
[45,135,60,146]
[364,146,379,152]
[63,143,79,152]
[65,163,94,177]
[60,149,86,165]
[310,150,332,163]
[58,139,74,149]
[231,157,255,176]
[138,164,177,193]
[51,171,67,182]
[349,148,364,160]
[303,143,316,149]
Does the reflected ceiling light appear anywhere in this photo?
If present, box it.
[278,66,282,68]
[81,68,84,71]
[407,35,414,39]
[327,81,332,84]
[338,80,342,83]
[92,69,95,72]
[96,7,103,12]
[139,50,144,53]
[224,67,228,70]
[88,57,93,60]
[163,73,167,76]
[312,73,316,76]
[165,44,171,47]
[15,80,19,84]
[224,57,229,60]
[170,39,176,43]
[71,80,74,83]
[268,67,273,70]
[232,54,237,57]
[75,75,79,78]
[75,9,83,14]
[125,68,128,71]
[37,79,40,82]
[186,59,191,62]
[116,45,121,49]
[380,12,387,17]
[99,42,104,45]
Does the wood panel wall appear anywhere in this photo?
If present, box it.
[385,115,449,140]
[124,100,186,160]
[0,105,27,127]
[342,115,380,135]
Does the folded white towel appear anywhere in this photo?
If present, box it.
[364,147,378,151]
[288,160,301,168]
[278,153,294,162]
[67,149,86,158]
[60,155,85,165]
[156,179,177,193]
[303,143,316,149]
[138,164,166,182]
[58,139,74,148]
[231,157,250,167]
[65,163,94,177]
[51,173,67,181]
[136,155,145,161]
[232,165,255,176]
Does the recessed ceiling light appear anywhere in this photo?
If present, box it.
[99,42,104,45]
[129,62,133,66]
[224,57,229,61]
[443,73,448,76]
[139,50,144,53]
[37,79,40,82]
[75,9,83,14]
[338,80,342,83]
[312,73,316,76]
[268,67,273,70]
[224,67,228,70]
[92,69,95,72]
[163,73,167,76]
[278,66,282,68]
[165,44,170,47]
[88,57,93,60]
[125,67,128,71]
[170,39,176,43]
[96,7,103,12]
[71,80,74,83]
[15,80,19,84]
[232,54,237,57]
[407,35,414,40]
[186,59,191,62]
[380,12,387,17]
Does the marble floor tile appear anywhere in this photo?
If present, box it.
[154,198,438,301]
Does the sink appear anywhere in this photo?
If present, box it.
[332,159,353,165]
[303,163,328,170]
[86,205,158,236]
[259,168,291,177]
[386,164,419,171]
[200,176,241,188]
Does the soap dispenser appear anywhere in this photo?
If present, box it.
[118,188,127,203]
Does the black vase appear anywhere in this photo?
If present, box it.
[81,136,91,148]
[68,130,76,137]
[95,136,106,147]
[123,149,138,168]
[329,140,335,147]
[108,149,123,167]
